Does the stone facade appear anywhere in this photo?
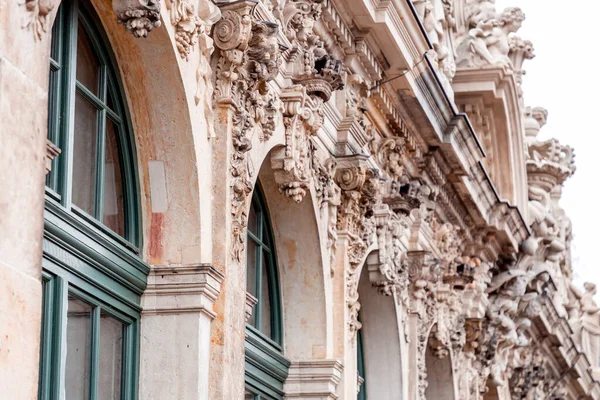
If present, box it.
[1,0,600,398]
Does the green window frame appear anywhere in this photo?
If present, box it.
[244,184,290,399]
[46,0,140,248]
[40,1,147,399]
[357,325,367,400]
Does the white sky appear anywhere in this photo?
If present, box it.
[494,0,600,292]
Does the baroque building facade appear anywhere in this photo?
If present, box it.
[1,0,600,398]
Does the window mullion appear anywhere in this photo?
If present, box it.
[61,0,79,209]
[39,275,65,400]
[89,306,101,400]
[94,65,108,221]
[95,108,107,220]
[255,242,263,330]
[57,280,69,399]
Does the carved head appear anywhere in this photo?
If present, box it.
[499,7,525,32]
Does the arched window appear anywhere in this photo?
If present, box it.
[46,0,139,245]
[39,1,146,399]
[244,183,289,399]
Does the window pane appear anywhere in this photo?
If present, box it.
[260,253,271,338]
[107,84,116,113]
[244,389,258,400]
[65,295,92,400]
[76,21,99,94]
[248,202,257,235]
[98,311,123,400]
[72,91,98,215]
[246,239,257,327]
[103,119,125,236]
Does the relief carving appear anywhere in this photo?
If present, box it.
[270,0,346,203]
[271,86,323,202]
[213,1,282,262]
[456,4,525,70]
[113,0,162,38]
[335,165,380,336]
[22,0,54,40]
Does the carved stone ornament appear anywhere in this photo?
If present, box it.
[113,0,162,38]
[411,0,457,83]
[456,5,526,70]
[478,260,551,390]
[271,86,324,203]
[335,164,381,336]
[21,0,54,40]
[166,0,221,60]
[281,0,345,101]
[212,1,283,262]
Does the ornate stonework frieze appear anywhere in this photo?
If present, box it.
[281,0,345,102]
[113,0,162,38]
[335,164,381,336]
[212,1,283,262]
[312,153,341,273]
[269,0,346,203]
[271,86,324,202]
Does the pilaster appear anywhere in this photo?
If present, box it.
[139,264,224,400]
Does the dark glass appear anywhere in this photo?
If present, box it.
[98,311,123,400]
[246,239,257,327]
[76,22,99,94]
[65,295,92,400]
[260,254,272,338]
[72,91,98,215]
[248,202,258,235]
[107,84,116,113]
[103,119,125,236]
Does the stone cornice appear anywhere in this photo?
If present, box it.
[142,263,224,317]
[284,360,344,399]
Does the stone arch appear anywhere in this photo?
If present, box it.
[253,149,331,360]
[424,323,458,400]
[67,0,208,265]
[357,255,403,399]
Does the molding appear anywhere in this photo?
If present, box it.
[245,292,258,323]
[44,198,149,294]
[283,359,344,399]
[45,140,60,175]
[245,327,291,398]
[141,263,224,317]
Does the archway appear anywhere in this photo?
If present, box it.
[255,155,329,360]
[424,324,457,400]
[357,259,403,399]
[85,0,208,264]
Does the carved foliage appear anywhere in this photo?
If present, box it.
[335,165,380,336]
[271,86,323,202]
[166,0,220,61]
[113,0,162,38]
[213,2,282,262]
[282,0,345,101]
